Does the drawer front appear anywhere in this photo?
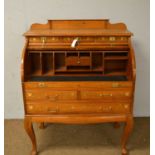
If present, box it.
[59,103,130,114]
[81,90,132,100]
[23,82,133,89]
[66,57,79,66]
[79,57,90,66]
[26,102,130,114]
[66,57,90,66]
[23,82,79,89]
[59,103,103,114]
[79,82,133,89]
[25,90,77,101]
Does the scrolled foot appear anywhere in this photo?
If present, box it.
[122,147,128,155]
[31,150,37,155]
[121,116,133,155]
[24,117,37,155]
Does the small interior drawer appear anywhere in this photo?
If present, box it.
[66,57,78,66]
[66,57,90,66]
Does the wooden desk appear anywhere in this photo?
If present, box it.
[21,19,136,155]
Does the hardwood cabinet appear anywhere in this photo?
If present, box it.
[21,19,136,155]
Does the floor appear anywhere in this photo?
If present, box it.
[4,117,150,155]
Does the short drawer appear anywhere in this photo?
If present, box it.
[23,82,79,89]
[25,90,77,101]
[80,90,132,100]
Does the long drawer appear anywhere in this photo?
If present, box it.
[26,102,130,114]
[23,81,133,89]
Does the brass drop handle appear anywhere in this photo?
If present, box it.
[47,94,59,101]
[47,109,57,113]
[32,37,37,41]
[103,94,113,96]
[109,37,116,41]
[125,92,130,97]
[99,93,113,97]
[51,37,56,41]
[77,61,80,64]
[38,82,45,87]
[112,83,120,88]
[27,92,32,97]
[71,37,79,48]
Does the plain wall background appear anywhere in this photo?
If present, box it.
[4,0,150,118]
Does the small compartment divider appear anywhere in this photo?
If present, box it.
[92,52,103,71]
[42,52,53,75]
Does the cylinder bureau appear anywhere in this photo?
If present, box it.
[21,19,136,155]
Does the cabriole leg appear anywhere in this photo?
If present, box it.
[121,116,134,155]
[24,117,37,155]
